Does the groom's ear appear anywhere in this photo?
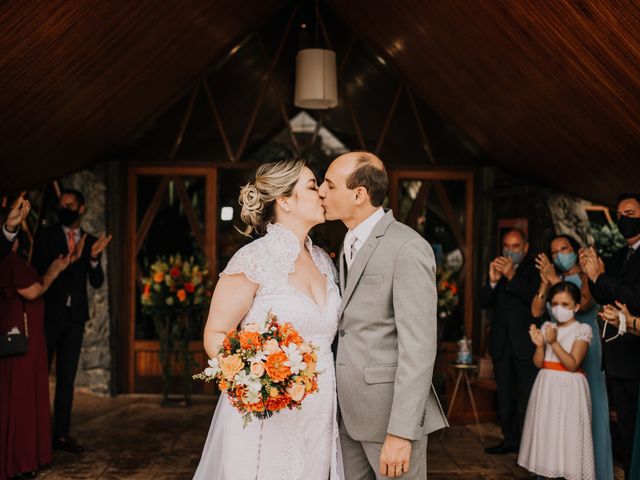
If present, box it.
[353,186,369,205]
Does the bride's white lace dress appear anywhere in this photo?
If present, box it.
[193,223,343,480]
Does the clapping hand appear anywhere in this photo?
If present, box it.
[599,304,621,327]
[5,193,31,232]
[579,247,604,282]
[498,256,516,281]
[91,233,112,260]
[529,324,544,347]
[544,325,558,344]
[49,254,71,276]
[535,253,560,285]
[489,258,504,283]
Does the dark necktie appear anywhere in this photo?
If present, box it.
[626,246,635,263]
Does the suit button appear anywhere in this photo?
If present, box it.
[339,330,346,337]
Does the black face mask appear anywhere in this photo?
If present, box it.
[617,215,640,239]
[57,207,80,227]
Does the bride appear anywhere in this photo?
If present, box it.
[193,159,343,479]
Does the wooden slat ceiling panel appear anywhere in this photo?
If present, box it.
[329,0,640,204]
[0,0,284,192]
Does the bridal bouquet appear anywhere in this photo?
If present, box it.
[193,311,320,426]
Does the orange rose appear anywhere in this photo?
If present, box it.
[244,399,265,413]
[238,330,262,350]
[219,354,244,381]
[264,351,291,382]
[177,289,187,302]
[266,394,291,412]
[153,271,165,283]
[143,283,151,295]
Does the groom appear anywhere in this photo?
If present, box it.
[319,152,447,479]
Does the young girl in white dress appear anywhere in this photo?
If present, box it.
[518,281,595,480]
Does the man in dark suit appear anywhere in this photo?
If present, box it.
[1,195,31,260]
[581,193,640,479]
[480,229,540,454]
[32,189,111,453]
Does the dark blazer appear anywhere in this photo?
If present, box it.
[32,225,104,324]
[589,245,640,379]
[480,255,540,360]
[0,227,14,261]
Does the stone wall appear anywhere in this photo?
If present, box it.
[62,164,111,395]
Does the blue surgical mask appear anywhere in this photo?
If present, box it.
[563,273,583,289]
[553,252,577,272]
[503,249,525,265]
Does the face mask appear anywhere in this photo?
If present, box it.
[563,273,583,289]
[57,207,80,227]
[616,215,640,239]
[503,249,524,265]
[553,252,577,272]
[552,305,575,324]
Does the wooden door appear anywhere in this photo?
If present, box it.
[124,165,217,393]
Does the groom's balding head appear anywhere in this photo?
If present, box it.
[336,151,388,207]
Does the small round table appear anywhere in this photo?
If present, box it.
[442,362,484,443]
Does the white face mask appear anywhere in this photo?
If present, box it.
[552,305,575,323]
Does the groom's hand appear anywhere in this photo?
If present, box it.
[380,434,412,477]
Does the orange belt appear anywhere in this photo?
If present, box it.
[543,361,584,375]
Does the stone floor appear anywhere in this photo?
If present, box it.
[36,390,624,479]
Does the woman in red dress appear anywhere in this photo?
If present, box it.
[0,240,70,480]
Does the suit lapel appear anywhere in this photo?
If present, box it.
[56,225,69,255]
[338,211,394,316]
[620,247,640,276]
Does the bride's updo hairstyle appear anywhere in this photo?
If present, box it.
[239,158,306,235]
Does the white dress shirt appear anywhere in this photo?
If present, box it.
[343,208,385,268]
[2,224,17,242]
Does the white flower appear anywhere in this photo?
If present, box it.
[247,350,268,363]
[281,344,307,375]
[165,297,175,306]
[243,389,262,404]
[234,370,253,386]
[204,358,220,378]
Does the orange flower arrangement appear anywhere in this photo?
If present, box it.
[264,351,292,382]
[193,311,321,426]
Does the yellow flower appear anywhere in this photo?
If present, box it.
[218,354,244,381]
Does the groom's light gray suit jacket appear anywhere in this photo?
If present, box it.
[336,210,448,443]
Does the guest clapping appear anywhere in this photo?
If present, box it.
[532,235,613,480]
[518,282,595,480]
[480,229,539,454]
[580,193,640,479]
[0,234,70,480]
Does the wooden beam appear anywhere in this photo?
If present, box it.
[255,33,300,157]
[169,83,199,161]
[375,81,405,155]
[135,176,170,254]
[433,180,466,256]
[235,5,298,161]
[407,88,436,164]
[172,176,207,255]
[201,79,235,162]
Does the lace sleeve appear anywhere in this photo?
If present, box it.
[220,241,264,288]
[575,323,593,344]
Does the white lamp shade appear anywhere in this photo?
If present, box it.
[294,48,338,109]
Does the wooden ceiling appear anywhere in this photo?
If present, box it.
[1,1,639,204]
[329,0,640,203]
[0,0,282,193]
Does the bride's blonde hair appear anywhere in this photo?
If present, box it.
[239,159,306,235]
